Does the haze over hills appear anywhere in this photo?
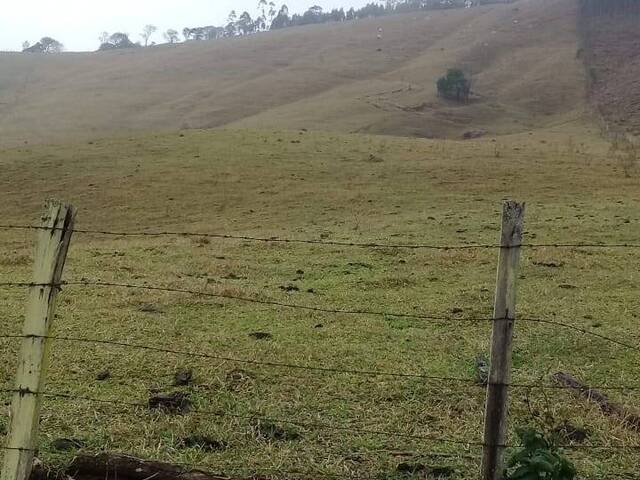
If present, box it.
[0,0,586,146]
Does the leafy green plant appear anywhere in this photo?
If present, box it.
[505,428,576,480]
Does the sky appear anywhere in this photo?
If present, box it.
[0,0,376,52]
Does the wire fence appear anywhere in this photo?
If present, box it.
[1,220,639,479]
[1,280,639,352]
[2,223,640,249]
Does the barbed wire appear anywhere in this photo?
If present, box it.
[1,280,639,353]
[2,388,639,451]
[1,224,639,250]
[0,280,498,323]
[0,388,485,448]
[0,333,638,392]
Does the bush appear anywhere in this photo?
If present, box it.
[98,33,138,51]
[505,428,576,480]
[436,68,471,102]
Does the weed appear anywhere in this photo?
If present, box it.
[505,428,576,480]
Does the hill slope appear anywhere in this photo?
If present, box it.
[580,1,640,138]
[0,0,585,146]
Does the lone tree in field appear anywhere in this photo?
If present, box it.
[141,24,157,46]
[22,37,64,54]
[437,68,471,102]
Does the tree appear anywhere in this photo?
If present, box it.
[258,0,268,19]
[141,24,157,47]
[255,1,267,32]
[436,68,471,102]
[23,37,64,54]
[268,2,277,25]
[98,31,110,45]
[206,27,225,40]
[238,11,255,35]
[226,10,238,36]
[22,41,30,50]
[271,4,291,29]
[99,32,137,50]
[255,15,267,32]
[164,29,179,43]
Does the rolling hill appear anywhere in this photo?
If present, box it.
[0,0,586,146]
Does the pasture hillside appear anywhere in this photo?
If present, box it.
[0,0,584,146]
[579,0,640,138]
[0,127,639,479]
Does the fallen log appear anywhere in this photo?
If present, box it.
[67,454,231,480]
[553,371,640,430]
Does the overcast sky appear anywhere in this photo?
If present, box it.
[0,0,376,52]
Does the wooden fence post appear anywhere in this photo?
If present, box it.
[481,201,525,480]
[1,201,76,480]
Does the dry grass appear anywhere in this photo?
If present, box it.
[0,0,585,147]
[0,126,639,478]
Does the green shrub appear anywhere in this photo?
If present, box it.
[505,428,576,480]
[436,68,471,102]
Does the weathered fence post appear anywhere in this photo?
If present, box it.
[481,201,525,480]
[1,201,76,480]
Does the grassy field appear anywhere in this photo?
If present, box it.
[0,125,639,479]
[0,0,584,147]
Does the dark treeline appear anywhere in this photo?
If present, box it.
[579,0,640,16]
[182,0,512,42]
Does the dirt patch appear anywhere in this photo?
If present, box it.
[148,392,191,413]
[173,369,193,386]
[225,369,255,392]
